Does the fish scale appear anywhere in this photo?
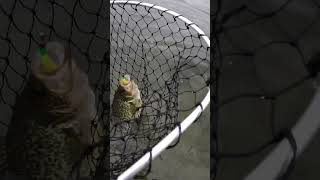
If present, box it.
[112,87,142,120]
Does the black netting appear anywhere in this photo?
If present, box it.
[212,0,320,179]
[0,0,210,179]
[0,0,108,179]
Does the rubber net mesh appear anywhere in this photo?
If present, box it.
[0,0,210,179]
[212,0,320,179]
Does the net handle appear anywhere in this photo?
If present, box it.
[110,1,210,179]
[245,86,320,180]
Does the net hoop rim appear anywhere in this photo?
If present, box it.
[110,0,210,47]
[245,87,320,179]
[110,1,210,179]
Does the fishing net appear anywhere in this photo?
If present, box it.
[110,1,209,179]
[0,0,210,179]
[212,0,320,179]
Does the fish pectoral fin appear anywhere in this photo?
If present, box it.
[128,99,143,108]
[125,95,134,99]
[126,98,134,103]
[134,108,143,119]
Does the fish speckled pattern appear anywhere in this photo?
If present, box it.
[22,122,84,180]
[5,41,102,180]
[6,87,89,180]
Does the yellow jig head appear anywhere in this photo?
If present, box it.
[120,74,131,86]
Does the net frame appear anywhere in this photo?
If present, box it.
[110,1,210,180]
[245,87,320,179]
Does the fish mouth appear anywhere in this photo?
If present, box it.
[37,33,71,76]
[40,45,71,76]
[32,45,74,95]
[120,78,130,86]
[120,81,134,95]
[119,74,131,86]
